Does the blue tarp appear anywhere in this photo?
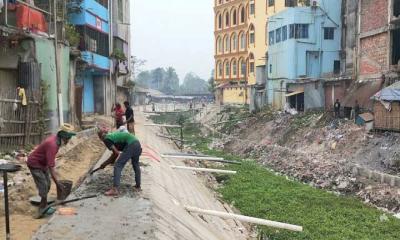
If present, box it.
[372,82,400,101]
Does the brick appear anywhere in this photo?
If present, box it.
[360,0,388,33]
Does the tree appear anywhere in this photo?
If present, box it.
[131,56,146,81]
[135,70,151,88]
[163,67,180,94]
[150,68,166,91]
[180,73,210,95]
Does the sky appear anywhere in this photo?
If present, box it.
[131,0,214,82]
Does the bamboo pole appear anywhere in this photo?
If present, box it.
[162,155,224,161]
[168,157,241,165]
[185,206,303,232]
[170,166,237,174]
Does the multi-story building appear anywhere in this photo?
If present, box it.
[111,0,131,105]
[68,0,111,115]
[267,0,342,111]
[214,0,249,105]
[214,0,305,106]
[355,0,400,108]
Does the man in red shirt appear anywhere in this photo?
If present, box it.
[27,123,76,218]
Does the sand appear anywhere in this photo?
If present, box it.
[0,135,105,240]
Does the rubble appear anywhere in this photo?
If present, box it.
[202,107,400,213]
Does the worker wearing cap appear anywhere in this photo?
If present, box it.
[27,123,76,218]
[97,129,142,196]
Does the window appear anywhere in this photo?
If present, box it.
[250,3,255,15]
[225,12,230,27]
[250,33,255,44]
[118,0,124,22]
[217,38,222,53]
[268,0,275,6]
[232,61,237,76]
[241,61,247,76]
[225,62,230,76]
[250,62,255,73]
[240,33,246,49]
[218,14,222,29]
[218,62,223,77]
[324,27,335,40]
[225,36,230,53]
[232,33,237,50]
[269,64,272,73]
[282,25,287,41]
[276,28,281,43]
[285,0,297,7]
[289,24,309,39]
[232,10,237,25]
[240,8,245,23]
[334,61,340,74]
[269,31,275,45]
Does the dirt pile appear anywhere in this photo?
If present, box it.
[204,106,400,213]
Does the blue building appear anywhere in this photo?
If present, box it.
[68,0,111,114]
[267,0,342,111]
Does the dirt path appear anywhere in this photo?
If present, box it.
[32,110,249,240]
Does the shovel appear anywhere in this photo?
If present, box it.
[90,166,103,175]
[38,194,98,218]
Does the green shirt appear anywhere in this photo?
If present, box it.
[104,132,138,151]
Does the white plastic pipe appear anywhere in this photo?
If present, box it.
[144,124,181,128]
[170,166,237,174]
[185,206,303,232]
[162,155,224,161]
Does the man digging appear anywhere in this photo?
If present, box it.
[27,123,76,218]
[97,129,142,196]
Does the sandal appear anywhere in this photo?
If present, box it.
[105,188,119,197]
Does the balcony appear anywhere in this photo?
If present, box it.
[68,0,109,34]
[81,51,110,71]
[0,2,50,34]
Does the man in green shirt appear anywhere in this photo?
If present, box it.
[97,130,142,196]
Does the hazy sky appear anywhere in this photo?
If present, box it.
[131,0,214,81]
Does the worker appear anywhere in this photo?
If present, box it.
[334,99,341,118]
[123,101,135,134]
[354,100,361,122]
[27,123,76,218]
[97,129,142,196]
[112,103,125,129]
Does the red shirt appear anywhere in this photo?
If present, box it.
[27,135,59,170]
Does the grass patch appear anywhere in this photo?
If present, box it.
[220,161,400,240]
[151,112,400,239]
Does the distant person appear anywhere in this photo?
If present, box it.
[123,101,135,134]
[112,103,125,129]
[97,129,142,196]
[354,100,361,121]
[152,103,156,112]
[27,124,76,218]
[334,99,341,118]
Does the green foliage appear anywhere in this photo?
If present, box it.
[135,67,179,94]
[112,48,127,61]
[179,72,210,95]
[65,24,80,47]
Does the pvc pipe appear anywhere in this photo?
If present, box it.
[185,206,303,232]
[170,166,237,174]
[162,155,224,161]
[144,124,181,128]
